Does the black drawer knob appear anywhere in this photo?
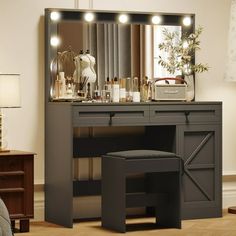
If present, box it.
[184,111,190,123]
[109,112,115,126]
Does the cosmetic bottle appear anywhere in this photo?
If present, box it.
[105,77,112,96]
[93,86,101,101]
[54,75,60,98]
[112,77,120,102]
[59,72,66,97]
[132,76,140,102]
[119,78,126,102]
[141,76,149,102]
[126,77,133,102]
[66,83,73,98]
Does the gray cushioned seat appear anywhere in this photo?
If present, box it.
[106,149,178,159]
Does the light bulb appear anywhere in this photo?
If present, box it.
[119,14,129,24]
[151,15,162,25]
[84,12,95,22]
[50,11,61,21]
[183,16,192,26]
[50,36,60,47]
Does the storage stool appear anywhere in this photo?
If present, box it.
[101,150,182,233]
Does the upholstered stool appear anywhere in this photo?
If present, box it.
[101,150,182,233]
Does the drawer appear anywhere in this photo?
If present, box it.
[150,104,222,124]
[0,175,24,189]
[72,105,149,127]
[0,193,24,216]
[0,158,23,172]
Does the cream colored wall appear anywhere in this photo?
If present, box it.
[0,0,235,220]
[0,0,74,185]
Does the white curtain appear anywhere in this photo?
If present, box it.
[225,0,236,81]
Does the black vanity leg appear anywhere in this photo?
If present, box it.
[102,156,126,233]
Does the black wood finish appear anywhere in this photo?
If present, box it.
[45,102,222,227]
[101,154,182,232]
[45,103,73,228]
[73,176,148,197]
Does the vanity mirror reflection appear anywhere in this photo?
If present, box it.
[45,9,195,101]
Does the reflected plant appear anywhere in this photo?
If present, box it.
[158,26,209,76]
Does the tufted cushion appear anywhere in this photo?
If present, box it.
[106,150,178,159]
[0,198,13,236]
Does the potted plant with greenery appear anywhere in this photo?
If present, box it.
[158,26,209,101]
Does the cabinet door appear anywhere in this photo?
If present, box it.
[176,124,222,219]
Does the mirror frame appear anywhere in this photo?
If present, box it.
[45,8,195,102]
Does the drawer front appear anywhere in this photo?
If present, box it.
[0,175,24,189]
[0,158,23,172]
[0,193,24,217]
[73,105,149,127]
[150,104,222,124]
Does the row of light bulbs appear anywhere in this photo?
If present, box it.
[50,11,192,47]
[50,11,192,26]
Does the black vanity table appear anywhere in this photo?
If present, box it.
[45,101,222,227]
[44,8,222,228]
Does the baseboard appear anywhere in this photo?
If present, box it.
[223,186,236,209]
[33,183,45,221]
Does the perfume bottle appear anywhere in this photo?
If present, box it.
[126,77,133,102]
[112,77,120,102]
[54,75,60,98]
[66,83,73,98]
[59,72,66,98]
[132,76,140,102]
[93,86,101,101]
[119,78,126,102]
[141,76,149,102]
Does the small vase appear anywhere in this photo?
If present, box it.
[184,75,194,101]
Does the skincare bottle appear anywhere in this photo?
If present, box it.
[141,76,148,102]
[112,77,120,102]
[105,77,112,96]
[126,77,133,102]
[54,75,61,98]
[132,76,140,102]
[93,86,101,101]
[59,72,66,97]
[119,78,126,102]
[66,83,73,98]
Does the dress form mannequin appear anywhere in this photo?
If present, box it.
[73,50,96,84]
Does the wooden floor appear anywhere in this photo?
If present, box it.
[17,211,236,236]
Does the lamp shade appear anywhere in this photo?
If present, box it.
[0,74,21,108]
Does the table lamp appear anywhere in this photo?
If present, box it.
[0,73,21,152]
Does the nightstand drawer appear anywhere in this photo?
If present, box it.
[0,158,23,172]
[0,192,24,216]
[0,175,24,189]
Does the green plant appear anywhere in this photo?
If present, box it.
[158,26,209,76]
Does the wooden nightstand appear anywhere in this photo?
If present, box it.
[0,150,35,232]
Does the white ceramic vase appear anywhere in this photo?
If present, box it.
[185,74,195,101]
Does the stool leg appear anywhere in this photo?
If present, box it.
[155,172,181,229]
[102,156,126,233]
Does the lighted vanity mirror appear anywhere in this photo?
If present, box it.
[45,9,194,101]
